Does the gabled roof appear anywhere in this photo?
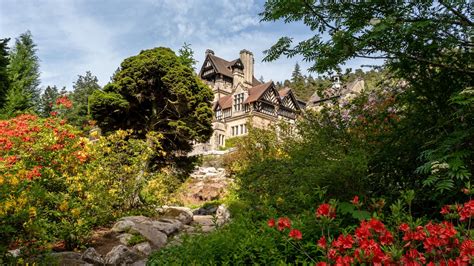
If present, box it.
[200,53,262,86]
[244,81,274,104]
[278,87,302,111]
[214,95,233,110]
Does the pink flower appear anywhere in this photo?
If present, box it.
[277,217,291,231]
[267,218,275,228]
[351,195,359,205]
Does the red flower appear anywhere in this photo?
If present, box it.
[316,203,336,219]
[289,229,302,240]
[55,96,73,109]
[351,195,359,205]
[277,217,291,231]
[399,223,410,232]
[440,205,450,215]
[267,218,275,228]
[316,262,328,266]
[459,200,474,222]
[317,236,327,249]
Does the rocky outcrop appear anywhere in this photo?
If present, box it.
[177,167,233,205]
[105,245,140,265]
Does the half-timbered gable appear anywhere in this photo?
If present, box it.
[194,49,305,151]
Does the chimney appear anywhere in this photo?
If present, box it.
[239,49,254,85]
[205,49,215,56]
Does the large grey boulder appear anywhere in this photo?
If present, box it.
[105,245,140,265]
[128,222,167,248]
[160,206,193,225]
[111,219,135,233]
[216,204,231,223]
[151,218,183,235]
[81,247,104,265]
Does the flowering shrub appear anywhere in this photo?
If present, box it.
[0,112,172,259]
[268,199,473,265]
[0,114,94,255]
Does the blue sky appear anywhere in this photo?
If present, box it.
[0,0,379,89]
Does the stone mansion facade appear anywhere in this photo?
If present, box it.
[198,49,301,150]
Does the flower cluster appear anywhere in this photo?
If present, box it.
[441,200,474,222]
[268,217,302,240]
[269,197,474,265]
[55,96,73,109]
[316,203,336,219]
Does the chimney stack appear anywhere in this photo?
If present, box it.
[239,49,254,85]
[205,49,215,56]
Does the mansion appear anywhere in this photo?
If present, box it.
[198,49,301,150]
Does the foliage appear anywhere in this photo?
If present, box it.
[0,113,95,257]
[89,47,214,157]
[0,38,9,109]
[148,215,289,265]
[262,0,474,214]
[127,234,147,246]
[266,196,473,265]
[3,31,41,116]
[39,85,60,117]
[177,42,197,70]
[66,71,101,128]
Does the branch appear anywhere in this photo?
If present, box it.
[440,1,474,26]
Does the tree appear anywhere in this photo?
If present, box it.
[39,85,59,117]
[261,1,473,213]
[178,42,197,70]
[3,31,41,116]
[0,38,9,109]
[89,46,214,156]
[67,71,101,127]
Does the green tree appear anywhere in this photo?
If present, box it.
[89,46,213,158]
[178,42,197,70]
[3,31,41,116]
[261,1,473,213]
[67,71,101,127]
[0,38,9,109]
[39,85,59,117]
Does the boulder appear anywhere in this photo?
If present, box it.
[161,207,193,225]
[151,218,183,235]
[111,219,135,233]
[133,242,152,256]
[128,222,167,248]
[105,245,140,265]
[81,247,104,265]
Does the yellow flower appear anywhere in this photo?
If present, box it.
[71,208,80,217]
[0,175,4,185]
[28,207,37,218]
[59,201,68,211]
[10,176,19,186]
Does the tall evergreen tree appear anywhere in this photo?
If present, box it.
[178,43,197,70]
[67,71,100,127]
[0,38,10,109]
[39,85,59,117]
[3,31,41,116]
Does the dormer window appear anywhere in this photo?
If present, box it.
[234,93,244,112]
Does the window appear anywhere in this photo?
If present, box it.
[216,109,222,120]
[233,93,244,112]
[240,125,243,135]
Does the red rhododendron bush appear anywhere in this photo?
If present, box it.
[0,114,103,254]
[0,111,167,259]
[268,197,473,265]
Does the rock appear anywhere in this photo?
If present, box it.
[131,259,147,266]
[117,233,133,245]
[81,247,104,265]
[133,242,152,256]
[192,215,215,227]
[112,219,135,233]
[192,205,218,215]
[129,222,167,248]
[216,204,231,222]
[161,207,193,225]
[152,218,183,235]
[7,249,20,257]
[105,245,140,265]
